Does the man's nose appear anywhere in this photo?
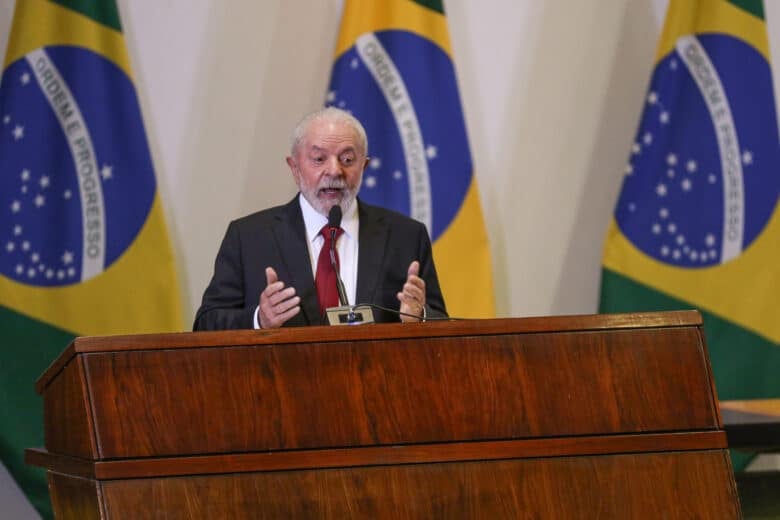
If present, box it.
[323,156,343,176]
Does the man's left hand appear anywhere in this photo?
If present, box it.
[397,260,426,322]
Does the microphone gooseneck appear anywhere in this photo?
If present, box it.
[327,205,349,307]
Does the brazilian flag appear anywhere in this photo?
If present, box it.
[326,0,495,318]
[600,0,780,467]
[0,0,183,516]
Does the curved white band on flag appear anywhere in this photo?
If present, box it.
[677,36,744,262]
[26,48,106,281]
[356,33,432,231]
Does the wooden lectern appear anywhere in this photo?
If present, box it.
[27,311,741,518]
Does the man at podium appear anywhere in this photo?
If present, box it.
[194,107,447,330]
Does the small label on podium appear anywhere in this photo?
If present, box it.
[325,306,375,326]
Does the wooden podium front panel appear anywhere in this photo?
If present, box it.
[76,325,717,459]
[91,451,738,519]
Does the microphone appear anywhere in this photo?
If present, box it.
[327,205,349,307]
[323,205,374,325]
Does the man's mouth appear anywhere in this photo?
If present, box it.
[319,187,344,197]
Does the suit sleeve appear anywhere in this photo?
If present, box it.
[416,224,448,319]
[193,221,256,330]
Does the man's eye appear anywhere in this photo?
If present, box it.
[341,155,355,165]
[313,157,324,164]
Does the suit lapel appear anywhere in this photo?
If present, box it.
[356,201,389,305]
[273,196,320,325]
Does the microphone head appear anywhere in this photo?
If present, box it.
[328,205,342,228]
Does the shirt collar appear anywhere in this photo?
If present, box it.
[298,193,359,243]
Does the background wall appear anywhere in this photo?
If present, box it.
[1,0,779,516]
[2,0,777,322]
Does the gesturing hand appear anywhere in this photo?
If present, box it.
[258,267,301,328]
[397,260,426,323]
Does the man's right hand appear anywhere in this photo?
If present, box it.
[258,267,301,328]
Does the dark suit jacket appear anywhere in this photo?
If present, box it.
[193,196,447,330]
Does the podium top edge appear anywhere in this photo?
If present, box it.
[36,310,702,393]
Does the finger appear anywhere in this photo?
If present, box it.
[265,266,278,285]
[404,276,425,293]
[407,260,420,278]
[277,305,301,323]
[262,280,286,298]
[268,286,297,306]
[275,294,301,314]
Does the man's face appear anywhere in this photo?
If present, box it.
[286,118,367,216]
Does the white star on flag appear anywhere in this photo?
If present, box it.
[2,115,9,124]
[21,169,30,181]
[40,176,50,188]
[34,194,45,207]
[12,125,24,140]
[742,150,753,165]
[647,92,658,104]
[659,111,670,124]
[5,242,14,252]
[11,200,21,213]
[20,72,30,84]
[686,160,697,172]
[369,157,381,170]
[325,91,336,103]
[681,178,692,191]
[62,251,74,265]
[13,225,22,236]
[364,176,377,188]
[425,145,437,160]
[655,183,667,197]
[666,153,677,166]
[101,165,113,180]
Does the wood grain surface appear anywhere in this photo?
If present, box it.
[95,451,738,519]
[65,326,718,459]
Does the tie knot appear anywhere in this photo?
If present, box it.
[320,225,343,243]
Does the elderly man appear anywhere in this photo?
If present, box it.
[194,107,447,330]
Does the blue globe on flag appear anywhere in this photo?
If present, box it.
[326,30,472,241]
[615,34,780,268]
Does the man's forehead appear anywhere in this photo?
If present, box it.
[302,123,362,151]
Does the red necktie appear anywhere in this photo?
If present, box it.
[316,225,344,316]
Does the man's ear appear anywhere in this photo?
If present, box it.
[286,156,299,182]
